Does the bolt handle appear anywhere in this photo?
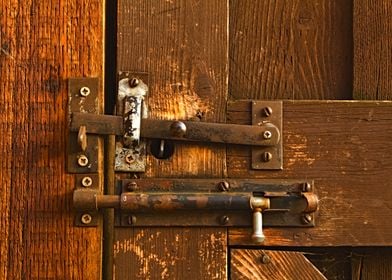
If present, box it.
[251,209,265,243]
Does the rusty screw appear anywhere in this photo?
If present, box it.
[302,182,312,192]
[81,214,92,225]
[302,214,313,224]
[79,86,91,97]
[125,154,135,164]
[262,152,273,162]
[219,215,230,225]
[262,107,273,117]
[217,181,230,192]
[263,131,272,139]
[77,155,89,167]
[129,78,139,88]
[261,253,271,264]
[127,182,138,192]
[81,176,93,187]
[128,215,137,225]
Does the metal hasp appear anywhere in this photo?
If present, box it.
[73,179,319,244]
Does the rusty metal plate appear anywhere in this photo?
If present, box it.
[116,179,315,228]
[67,78,100,173]
[251,101,283,170]
[115,71,149,172]
[74,174,100,227]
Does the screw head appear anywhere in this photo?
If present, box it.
[170,121,187,137]
[128,215,137,225]
[217,181,230,192]
[262,152,273,162]
[262,107,273,117]
[127,182,138,192]
[81,214,92,225]
[81,176,93,187]
[302,214,313,224]
[219,215,230,225]
[79,87,91,97]
[77,155,89,167]
[302,182,312,192]
[261,253,271,264]
[129,78,139,88]
[125,154,135,164]
[263,131,272,139]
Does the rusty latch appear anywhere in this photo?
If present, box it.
[73,179,318,244]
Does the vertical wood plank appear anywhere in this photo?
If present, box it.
[116,0,228,279]
[229,0,353,100]
[0,1,104,278]
[353,0,392,278]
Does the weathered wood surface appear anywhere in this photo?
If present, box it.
[231,249,326,280]
[0,0,104,279]
[229,0,353,100]
[115,0,228,278]
[228,101,392,246]
[353,1,392,278]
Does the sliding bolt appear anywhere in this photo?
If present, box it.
[217,181,230,192]
[262,107,273,117]
[129,78,139,88]
[81,214,92,225]
[81,176,92,187]
[302,214,313,224]
[77,155,89,167]
[263,131,272,139]
[262,152,273,162]
[79,87,91,97]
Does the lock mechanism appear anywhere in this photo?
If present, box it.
[68,76,318,244]
[73,179,318,244]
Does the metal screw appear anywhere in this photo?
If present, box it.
[263,131,272,139]
[129,78,139,88]
[217,181,230,192]
[128,215,137,225]
[262,107,273,117]
[127,182,138,192]
[262,152,273,162]
[81,214,92,225]
[125,154,135,164]
[219,215,230,225]
[170,121,187,137]
[77,155,89,167]
[81,176,93,187]
[261,253,271,264]
[302,214,313,224]
[302,182,312,192]
[79,87,91,97]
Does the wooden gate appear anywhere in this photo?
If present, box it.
[1,1,392,279]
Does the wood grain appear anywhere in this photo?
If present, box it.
[228,101,392,246]
[354,0,392,100]
[229,0,353,100]
[116,0,228,278]
[0,0,104,279]
[231,249,326,280]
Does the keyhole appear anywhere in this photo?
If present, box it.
[150,139,175,159]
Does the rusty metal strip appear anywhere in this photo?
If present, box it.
[251,101,283,170]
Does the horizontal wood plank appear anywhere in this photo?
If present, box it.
[228,101,392,246]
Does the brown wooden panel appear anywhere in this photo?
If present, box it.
[231,249,326,280]
[116,0,228,278]
[354,0,392,100]
[0,0,104,279]
[228,101,392,246]
[229,0,353,100]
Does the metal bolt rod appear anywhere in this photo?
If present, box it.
[250,197,270,244]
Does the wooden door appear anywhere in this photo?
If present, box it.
[2,1,392,280]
